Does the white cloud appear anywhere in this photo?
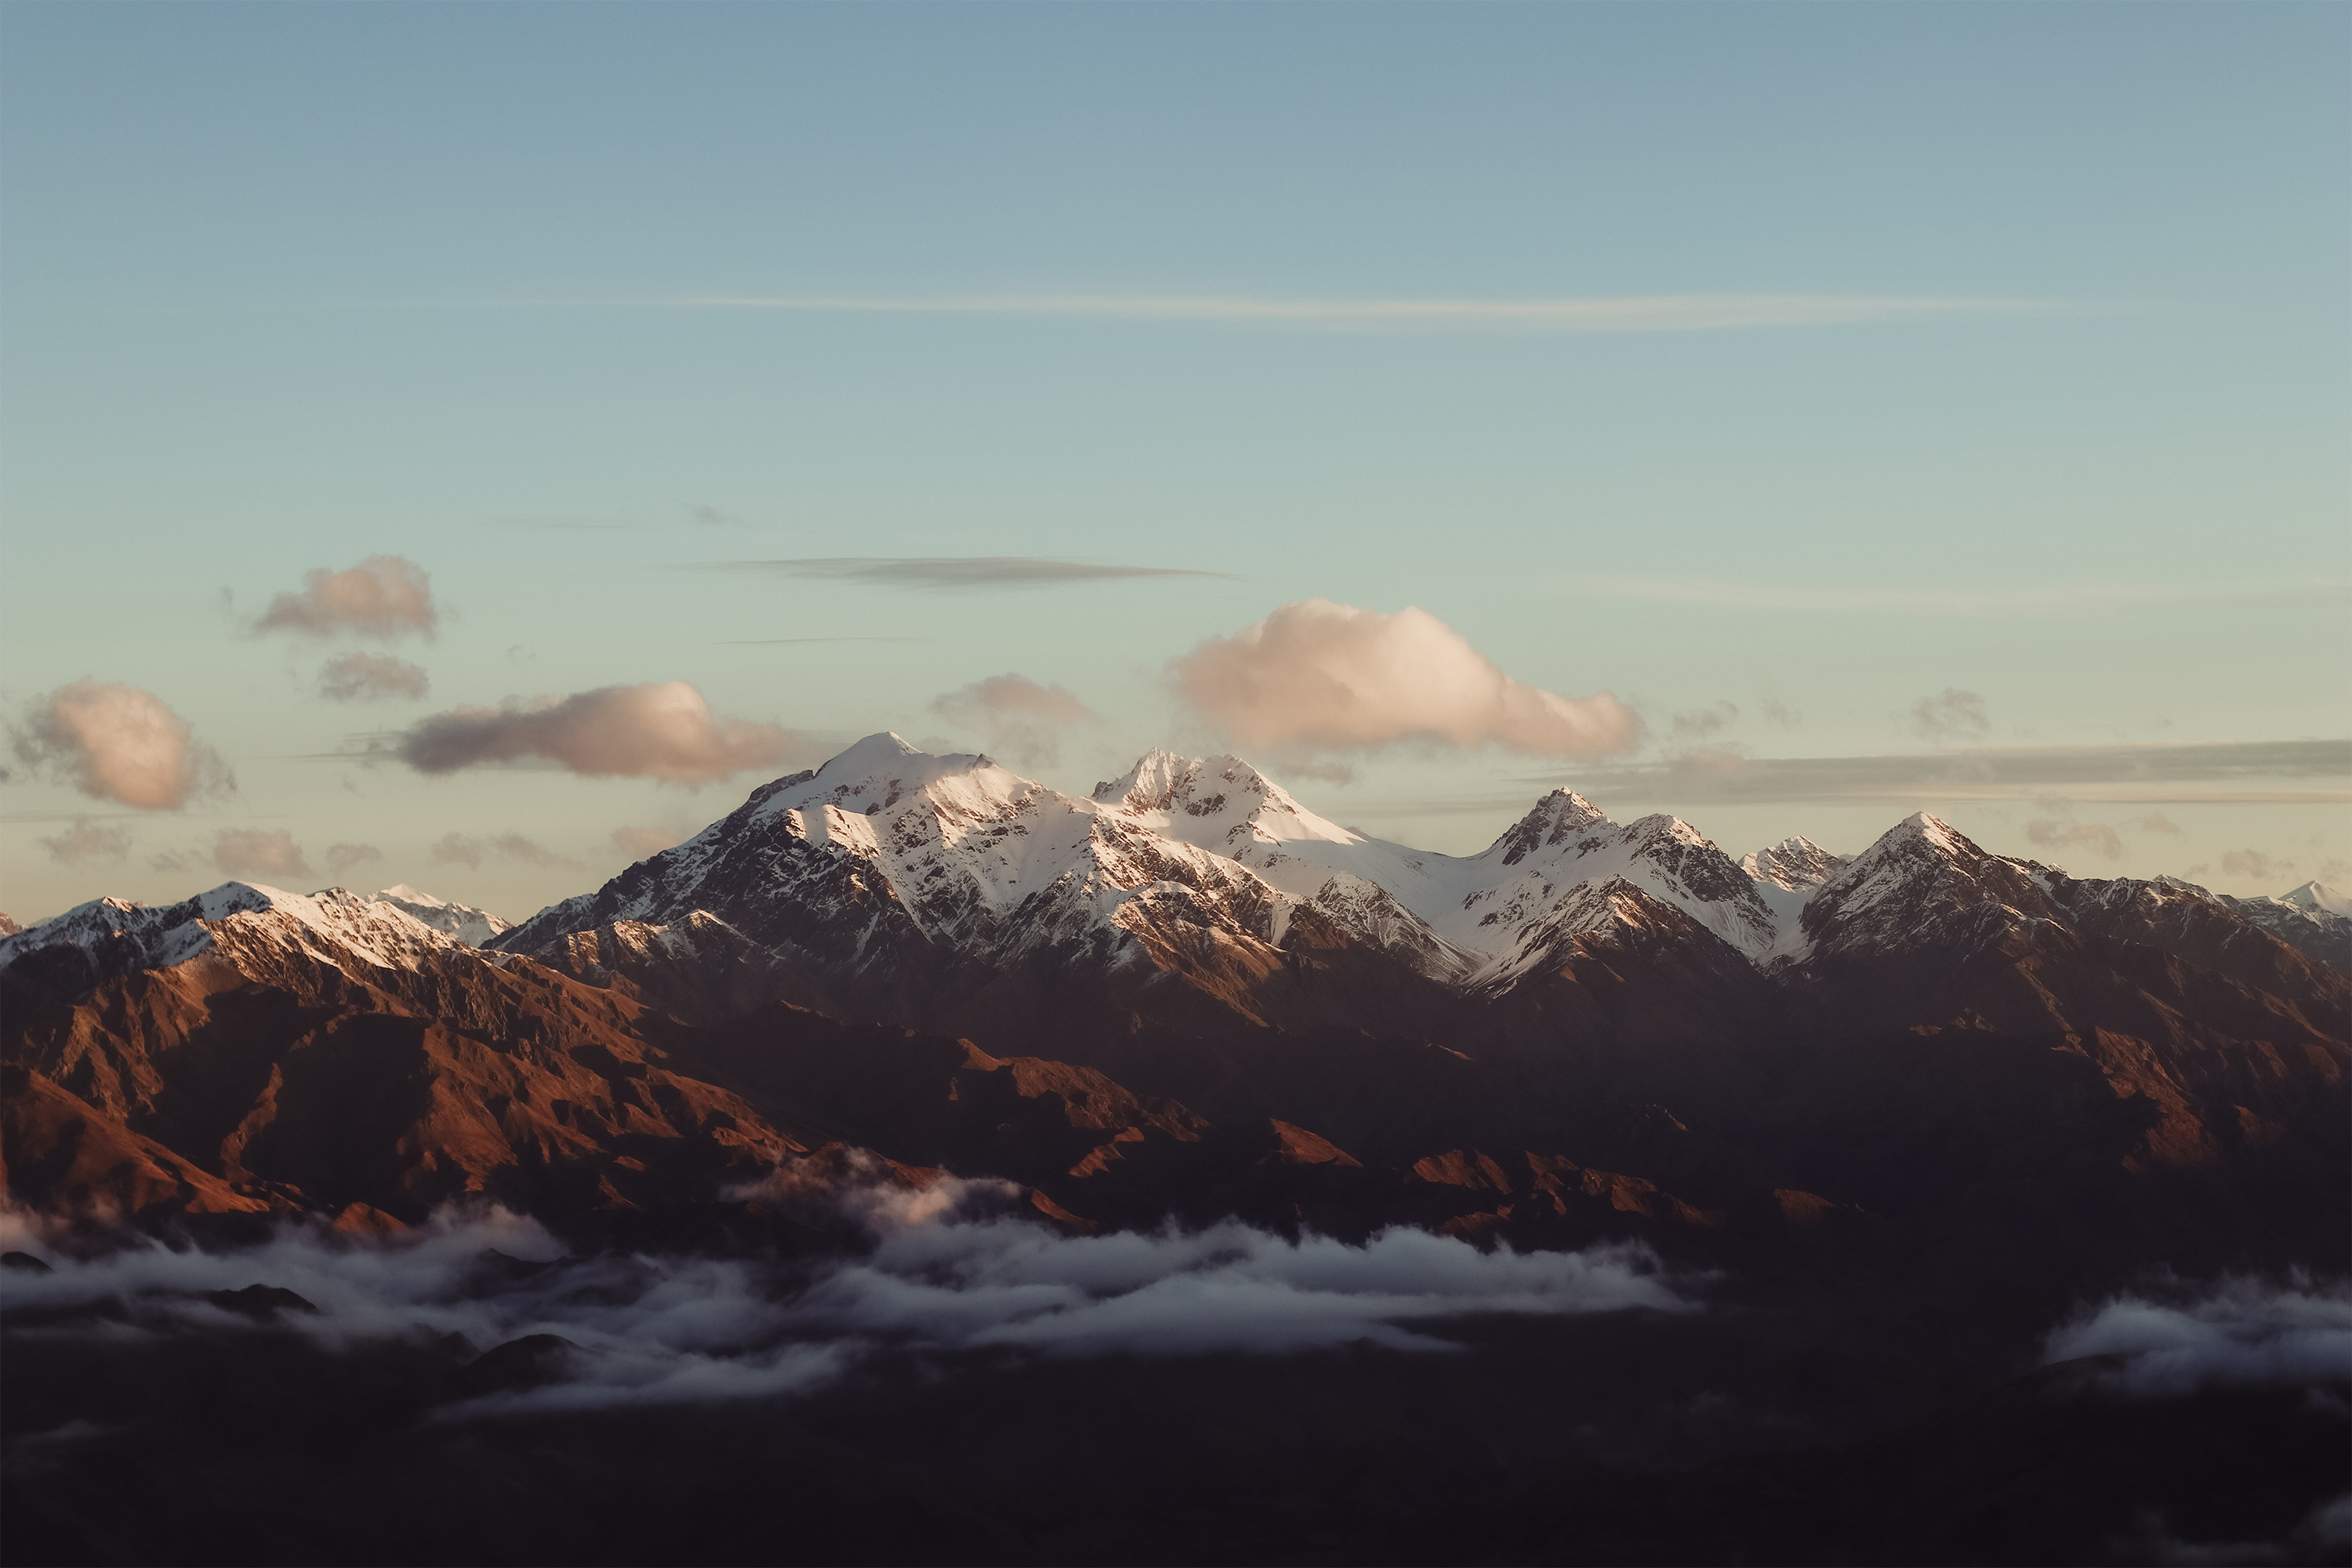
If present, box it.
[0,1171,1699,1416]
[2220,848,2297,883]
[931,673,1098,764]
[325,842,383,878]
[213,829,310,881]
[319,652,430,702]
[1174,601,1640,760]
[1911,688,1990,742]
[9,680,233,811]
[256,556,438,640]
[2027,818,2125,861]
[39,818,132,866]
[2045,1274,2352,1397]
[396,681,809,785]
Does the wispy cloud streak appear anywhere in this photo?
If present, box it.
[1584,576,2350,618]
[644,294,2048,332]
[709,557,1234,589]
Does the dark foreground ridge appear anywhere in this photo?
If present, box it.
[3,746,2347,1566]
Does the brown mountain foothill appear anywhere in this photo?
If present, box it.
[3,782,2346,1564]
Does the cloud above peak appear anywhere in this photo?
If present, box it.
[9,680,234,811]
[1174,601,1640,760]
[256,556,439,640]
[931,673,1098,764]
[394,681,811,785]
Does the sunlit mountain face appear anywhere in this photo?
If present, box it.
[5,738,2347,1566]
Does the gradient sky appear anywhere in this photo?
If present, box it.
[3,1,2347,923]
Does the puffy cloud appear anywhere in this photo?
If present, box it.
[931,673,1098,765]
[255,556,437,640]
[1759,697,1802,728]
[429,832,575,870]
[2222,848,2294,882]
[8,680,233,810]
[2134,811,2186,835]
[318,653,430,702]
[213,829,310,881]
[39,818,132,866]
[1910,688,1990,741]
[325,842,384,878]
[611,826,681,861]
[2045,1274,2351,1397]
[0,1176,1699,1416]
[2027,818,2124,860]
[396,682,805,785]
[1174,601,1640,760]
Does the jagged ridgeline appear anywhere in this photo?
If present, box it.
[2,732,2343,1257]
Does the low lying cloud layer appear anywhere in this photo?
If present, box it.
[319,652,430,702]
[256,556,438,640]
[395,682,808,785]
[9,680,233,810]
[0,1181,1696,1416]
[931,673,1098,764]
[1175,601,1640,760]
[2045,1274,2352,1397]
[715,556,1235,589]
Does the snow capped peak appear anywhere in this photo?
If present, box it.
[1891,811,1970,855]
[1484,789,1610,866]
[368,886,514,946]
[811,731,927,781]
[1742,837,1851,892]
[2281,880,2351,919]
[0,880,463,976]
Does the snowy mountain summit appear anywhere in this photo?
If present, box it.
[492,734,1850,1025]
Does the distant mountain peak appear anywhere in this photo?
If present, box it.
[1742,836,1850,892]
[1487,789,1609,866]
[369,886,514,947]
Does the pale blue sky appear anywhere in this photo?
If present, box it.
[3,2,2346,920]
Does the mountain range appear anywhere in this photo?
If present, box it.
[3,735,2347,1566]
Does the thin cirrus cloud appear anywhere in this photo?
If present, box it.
[640,292,2047,332]
[1174,601,1641,761]
[706,557,1234,589]
[393,681,815,786]
[255,556,439,640]
[1501,739,2352,811]
[1581,575,2351,617]
[931,673,1098,766]
[8,680,234,811]
[318,652,431,702]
